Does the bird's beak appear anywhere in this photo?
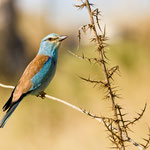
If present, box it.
[59,35,68,41]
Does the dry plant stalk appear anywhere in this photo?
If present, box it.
[74,0,150,149]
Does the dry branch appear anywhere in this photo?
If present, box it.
[74,0,150,149]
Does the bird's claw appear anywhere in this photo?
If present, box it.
[37,91,46,99]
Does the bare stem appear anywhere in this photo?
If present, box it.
[0,83,102,123]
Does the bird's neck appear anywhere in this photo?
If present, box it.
[38,43,59,60]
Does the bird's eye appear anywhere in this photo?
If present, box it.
[48,38,52,41]
[46,37,58,41]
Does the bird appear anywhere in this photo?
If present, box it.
[0,33,67,128]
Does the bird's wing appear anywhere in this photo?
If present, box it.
[12,54,50,103]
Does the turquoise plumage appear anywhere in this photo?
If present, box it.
[0,33,67,128]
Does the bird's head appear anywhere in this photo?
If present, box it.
[38,33,67,56]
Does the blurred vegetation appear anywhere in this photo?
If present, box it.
[0,0,27,79]
[0,0,150,150]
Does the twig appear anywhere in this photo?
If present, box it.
[45,94,102,122]
[0,82,102,123]
[0,83,14,89]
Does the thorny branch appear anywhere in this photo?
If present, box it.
[79,76,106,88]
[68,50,101,64]
[74,0,150,149]
[125,103,147,127]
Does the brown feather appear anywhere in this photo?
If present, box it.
[12,54,49,103]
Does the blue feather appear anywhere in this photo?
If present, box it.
[30,55,57,95]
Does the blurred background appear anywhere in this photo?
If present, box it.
[0,0,150,149]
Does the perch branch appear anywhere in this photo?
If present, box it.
[0,83,102,123]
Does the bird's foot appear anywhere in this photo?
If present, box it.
[37,91,46,99]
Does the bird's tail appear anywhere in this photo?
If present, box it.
[0,102,20,128]
[0,89,30,128]
[2,88,16,112]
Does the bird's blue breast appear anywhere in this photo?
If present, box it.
[30,56,57,94]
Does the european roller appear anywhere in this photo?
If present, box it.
[0,33,67,128]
